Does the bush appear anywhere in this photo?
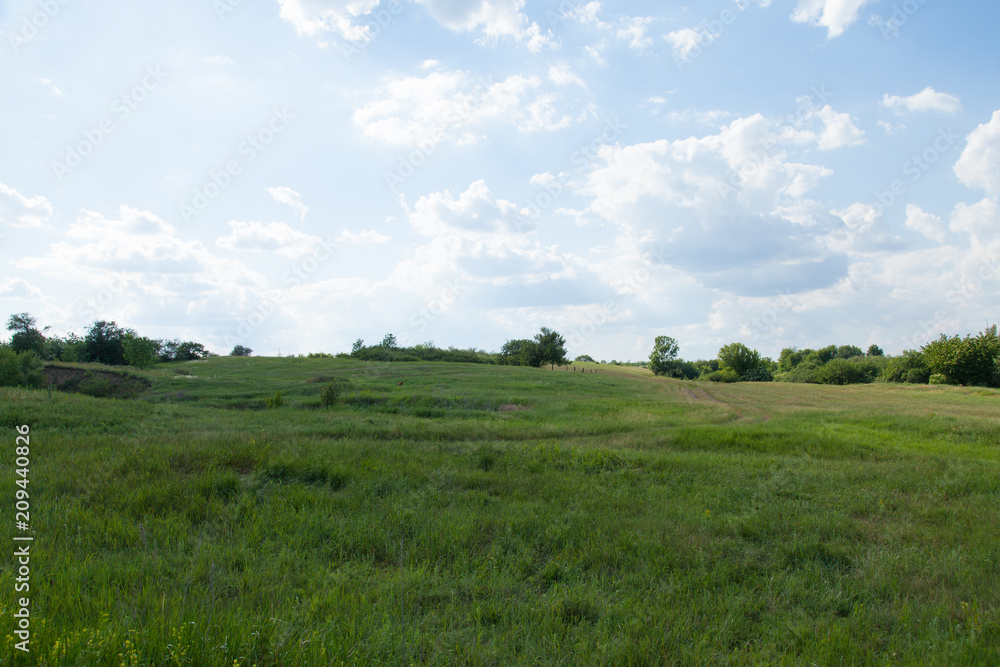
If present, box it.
[741,367,774,382]
[929,374,947,385]
[0,348,43,388]
[707,368,740,383]
[921,327,1000,387]
[321,379,350,407]
[265,391,284,408]
[905,368,931,384]
[880,350,929,383]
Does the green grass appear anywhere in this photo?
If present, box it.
[2,357,1000,664]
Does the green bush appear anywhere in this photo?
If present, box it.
[921,327,1000,387]
[321,378,351,407]
[741,367,774,382]
[707,368,740,383]
[929,374,947,385]
[0,348,44,388]
[905,368,931,384]
[265,391,284,408]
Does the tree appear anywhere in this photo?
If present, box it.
[718,342,762,380]
[174,341,209,361]
[534,327,568,369]
[351,338,365,355]
[921,327,1000,386]
[574,354,596,363]
[648,336,680,376]
[867,344,884,357]
[836,345,865,360]
[500,339,540,367]
[84,321,131,366]
[123,335,161,370]
[230,345,253,357]
[6,313,46,356]
[380,333,397,349]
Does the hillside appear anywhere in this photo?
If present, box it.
[2,357,1000,664]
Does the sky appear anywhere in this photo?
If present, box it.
[1,0,999,361]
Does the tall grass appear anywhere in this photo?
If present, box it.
[1,357,999,664]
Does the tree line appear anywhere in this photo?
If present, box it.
[647,327,1000,388]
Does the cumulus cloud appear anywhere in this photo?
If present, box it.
[416,0,555,51]
[954,110,1000,199]
[665,28,708,63]
[266,186,309,221]
[276,0,382,43]
[904,205,946,243]
[0,278,43,300]
[575,111,852,296]
[353,69,577,146]
[811,105,866,150]
[216,221,323,258]
[882,87,962,114]
[408,180,531,236]
[791,0,873,38]
[0,183,53,228]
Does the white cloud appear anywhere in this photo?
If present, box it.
[39,78,63,96]
[275,0,382,44]
[877,120,906,135]
[575,112,850,296]
[0,278,43,300]
[904,205,946,242]
[665,27,709,63]
[266,186,309,221]
[949,198,1000,242]
[353,70,576,146]
[882,87,962,114]
[0,183,53,228]
[548,63,585,87]
[791,0,873,38]
[954,110,1000,199]
[408,180,530,236]
[216,221,323,258]
[415,0,556,51]
[616,16,653,50]
[812,105,866,150]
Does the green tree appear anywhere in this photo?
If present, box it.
[500,339,540,367]
[867,344,884,357]
[6,313,46,356]
[534,327,568,369]
[84,321,132,366]
[380,333,397,349]
[123,335,161,370]
[648,336,680,376]
[921,326,1000,386]
[230,345,253,357]
[174,341,209,361]
[351,338,365,355]
[718,342,763,380]
[836,345,865,360]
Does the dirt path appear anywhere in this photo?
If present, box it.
[682,385,770,422]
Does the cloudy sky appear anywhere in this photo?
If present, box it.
[1,0,998,361]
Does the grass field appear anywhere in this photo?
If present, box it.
[2,357,1000,665]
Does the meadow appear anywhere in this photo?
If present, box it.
[2,356,1000,665]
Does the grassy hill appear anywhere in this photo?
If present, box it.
[2,357,1000,664]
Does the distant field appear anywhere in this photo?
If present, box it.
[2,357,1000,665]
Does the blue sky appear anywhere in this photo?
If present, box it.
[1,0,999,361]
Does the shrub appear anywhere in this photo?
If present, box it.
[741,367,774,382]
[929,374,947,385]
[921,327,1000,387]
[0,348,43,388]
[321,379,350,407]
[905,368,931,384]
[707,368,740,383]
[265,391,284,408]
